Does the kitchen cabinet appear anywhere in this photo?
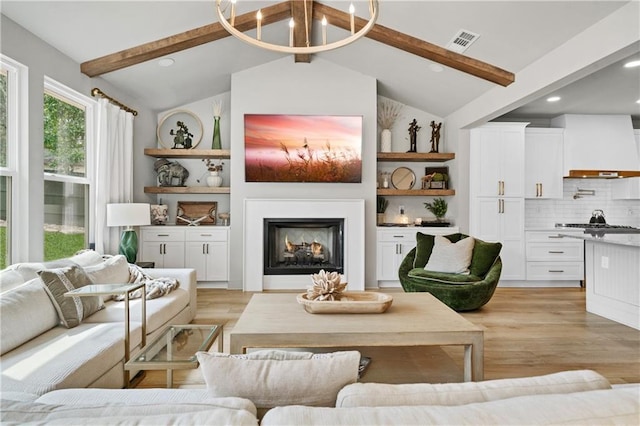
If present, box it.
[524,128,564,199]
[470,123,526,198]
[472,198,525,280]
[525,230,584,282]
[376,226,459,287]
[184,228,229,282]
[470,123,527,280]
[140,227,185,268]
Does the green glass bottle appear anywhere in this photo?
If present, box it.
[212,116,222,149]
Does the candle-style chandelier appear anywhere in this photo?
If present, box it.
[215,0,379,55]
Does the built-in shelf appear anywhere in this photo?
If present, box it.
[144,148,230,159]
[377,152,455,162]
[377,189,455,196]
[144,186,231,194]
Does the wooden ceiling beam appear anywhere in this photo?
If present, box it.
[313,3,515,87]
[82,0,514,87]
[80,1,292,77]
[291,0,314,63]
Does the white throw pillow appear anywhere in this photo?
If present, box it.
[197,350,360,409]
[425,235,475,274]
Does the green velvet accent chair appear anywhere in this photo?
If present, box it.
[398,233,502,312]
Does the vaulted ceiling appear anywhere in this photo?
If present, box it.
[1,1,636,118]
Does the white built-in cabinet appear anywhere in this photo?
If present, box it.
[470,123,527,281]
[524,128,564,199]
[140,228,186,268]
[140,226,229,283]
[525,230,584,283]
[184,228,229,281]
[376,226,459,287]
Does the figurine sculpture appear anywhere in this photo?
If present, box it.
[407,119,421,153]
[154,158,190,187]
[430,121,442,153]
[170,121,193,149]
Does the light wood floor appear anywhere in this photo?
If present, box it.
[136,287,640,388]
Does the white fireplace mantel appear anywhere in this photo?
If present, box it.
[244,199,365,291]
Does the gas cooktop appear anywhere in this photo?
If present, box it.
[556,223,640,233]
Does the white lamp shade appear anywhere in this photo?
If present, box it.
[107,203,151,227]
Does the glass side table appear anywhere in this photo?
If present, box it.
[65,283,146,384]
[125,324,222,388]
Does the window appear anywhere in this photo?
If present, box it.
[0,56,20,269]
[43,79,94,261]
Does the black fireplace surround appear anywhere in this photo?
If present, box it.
[263,218,344,276]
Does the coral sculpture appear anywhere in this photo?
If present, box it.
[307,270,347,301]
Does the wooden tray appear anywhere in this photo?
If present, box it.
[176,201,217,226]
[297,292,393,314]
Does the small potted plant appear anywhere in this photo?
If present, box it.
[377,196,389,225]
[424,197,448,222]
[202,159,224,187]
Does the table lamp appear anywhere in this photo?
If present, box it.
[107,203,151,263]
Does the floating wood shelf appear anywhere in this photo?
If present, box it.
[377,189,455,196]
[144,186,231,194]
[377,152,455,162]
[144,148,230,159]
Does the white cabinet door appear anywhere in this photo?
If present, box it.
[184,228,229,282]
[377,241,402,281]
[205,241,229,281]
[185,242,208,280]
[141,241,166,268]
[470,123,526,198]
[525,128,564,199]
[162,242,186,268]
[471,198,525,280]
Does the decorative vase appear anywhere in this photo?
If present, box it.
[206,170,223,187]
[377,213,385,225]
[212,116,222,149]
[380,129,392,152]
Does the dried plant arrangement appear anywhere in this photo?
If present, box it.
[377,99,403,129]
[213,100,223,117]
[307,270,347,301]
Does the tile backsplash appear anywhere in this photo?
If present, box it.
[525,179,640,229]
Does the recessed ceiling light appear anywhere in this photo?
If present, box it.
[429,63,444,73]
[624,60,640,68]
[636,99,640,104]
[158,58,175,67]
[546,96,561,102]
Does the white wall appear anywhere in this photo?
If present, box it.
[1,15,156,262]
[229,58,376,290]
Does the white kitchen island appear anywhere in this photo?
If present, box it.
[562,233,640,330]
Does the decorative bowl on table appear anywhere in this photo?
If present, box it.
[296,292,393,314]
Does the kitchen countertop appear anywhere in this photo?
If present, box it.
[559,232,640,248]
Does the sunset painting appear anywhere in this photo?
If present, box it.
[244,115,362,183]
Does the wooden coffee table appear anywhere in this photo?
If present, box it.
[230,292,484,381]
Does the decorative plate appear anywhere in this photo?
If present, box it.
[297,292,393,314]
[157,110,203,149]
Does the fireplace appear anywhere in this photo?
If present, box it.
[264,218,344,275]
[244,198,365,291]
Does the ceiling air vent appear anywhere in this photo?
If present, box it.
[447,29,480,53]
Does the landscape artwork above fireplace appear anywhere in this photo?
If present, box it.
[244,114,363,183]
[263,218,344,276]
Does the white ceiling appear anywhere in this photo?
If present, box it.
[1,1,638,119]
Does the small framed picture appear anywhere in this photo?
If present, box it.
[176,201,217,226]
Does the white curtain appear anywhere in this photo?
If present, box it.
[94,98,134,255]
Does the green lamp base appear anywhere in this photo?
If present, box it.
[119,229,138,264]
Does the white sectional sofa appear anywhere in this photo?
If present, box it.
[0,370,638,425]
[0,251,196,396]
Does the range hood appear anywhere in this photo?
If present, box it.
[550,114,640,178]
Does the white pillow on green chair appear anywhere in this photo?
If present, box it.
[425,235,475,274]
